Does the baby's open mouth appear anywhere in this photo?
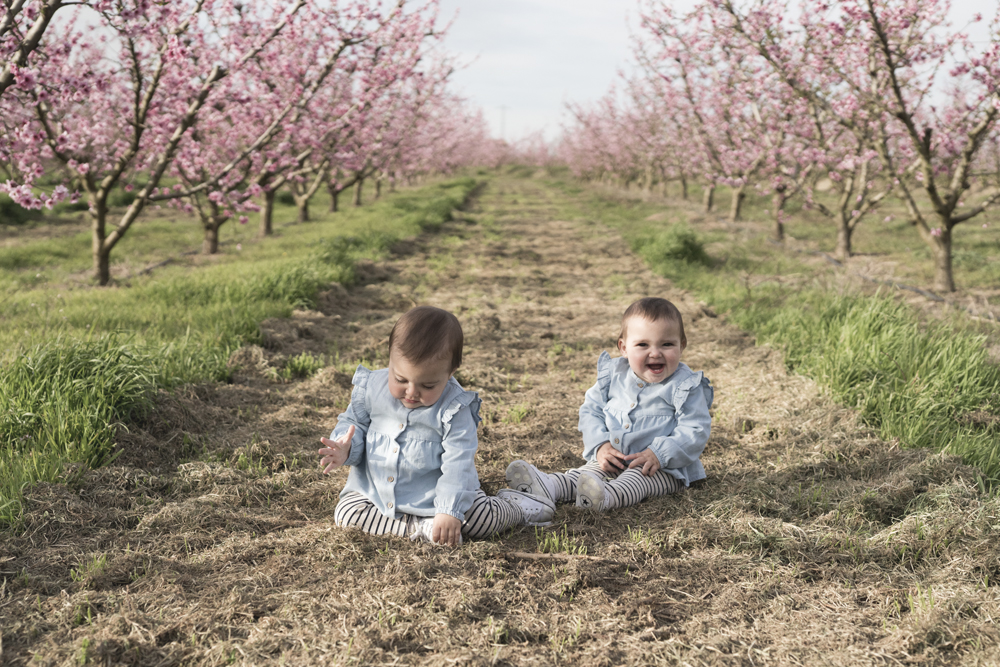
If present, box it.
[647,363,665,373]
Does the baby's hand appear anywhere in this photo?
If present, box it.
[596,441,628,474]
[318,424,355,474]
[625,449,660,476]
[432,514,462,547]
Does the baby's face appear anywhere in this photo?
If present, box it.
[618,315,686,384]
[387,350,454,408]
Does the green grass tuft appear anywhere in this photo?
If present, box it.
[283,352,326,380]
[536,525,588,555]
[632,223,711,267]
[729,291,1000,479]
[0,336,161,524]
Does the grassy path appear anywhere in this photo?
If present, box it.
[2,174,999,665]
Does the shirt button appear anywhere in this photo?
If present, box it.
[614,438,620,444]
[630,403,635,408]
[393,447,398,454]
[388,476,394,482]
[387,502,393,508]
[638,382,644,388]
[398,423,404,429]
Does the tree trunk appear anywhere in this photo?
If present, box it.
[772,193,785,242]
[375,178,382,199]
[327,183,338,212]
[259,189,275,237]
[729,187,746,222]
[702,185,714,213]
[203,222,219,254]
[834,214,853,261]
[680,175,688,200]
[296,196,309,223]
[353,178,364,206]
[932,228,956,292]
[88,193,117,285]
[94,245,111,286]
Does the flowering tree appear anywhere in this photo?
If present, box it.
[638,2,780,221]
[1,0,85,203]
[562,92,673,200]
[718,0,1000,290]
[2,0,468,277]
[1,1,71,100]
[170,1,432,248]
[242,1,447,232]
[563,92,653,191]
[294,16,447,220]
[2,0,321,283]
[865,1,1000,291]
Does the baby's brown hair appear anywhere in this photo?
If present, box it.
[618,297,686,346]
[389,306,464,371]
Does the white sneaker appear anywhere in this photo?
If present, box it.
[505,459,557,501]
[496,489,556,526]
[408,516,462,545]
[575,472,608,511]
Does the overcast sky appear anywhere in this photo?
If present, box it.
[436,0,642,142]
[435,1,996,144]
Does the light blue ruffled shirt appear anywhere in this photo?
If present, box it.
[332,365,482,521]
[578,351,713,486]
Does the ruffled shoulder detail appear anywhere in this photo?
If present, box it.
[442,389,481,427]
[672,367,713,410]
[596,350,614,401]
[349,365,372,422]
[351,365,371,388]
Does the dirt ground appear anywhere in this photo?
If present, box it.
[3,174,1000,666]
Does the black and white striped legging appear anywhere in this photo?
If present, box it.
[549,461,681,509]
[334,489,521,539]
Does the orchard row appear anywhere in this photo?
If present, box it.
[561,0,1000,292]
[1,1,502,285]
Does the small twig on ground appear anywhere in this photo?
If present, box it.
[138,257,174,275]
[136,249,199,277]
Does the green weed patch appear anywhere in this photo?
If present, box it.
[727,291,1000,480]
[0,336,158,522]
[631,223,711,266]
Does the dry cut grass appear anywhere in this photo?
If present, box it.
[2,174,1000,666]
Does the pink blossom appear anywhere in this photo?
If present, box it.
[15,68,37,90]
